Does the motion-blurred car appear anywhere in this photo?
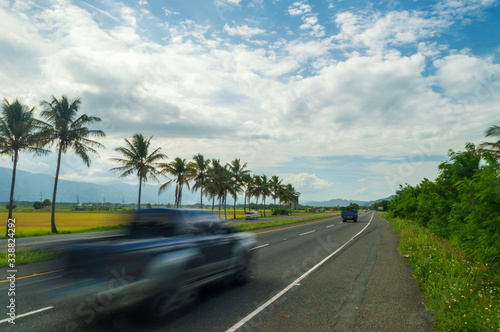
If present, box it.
[244,211,258,220]
[51,209,257,319]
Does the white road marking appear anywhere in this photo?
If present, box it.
[326,224,335,228]
[226,212,375,332]
[250,244,269,251]
[299,230,316,236]
[0,306,54,324]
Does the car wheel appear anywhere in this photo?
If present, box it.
[342,219,346,222]
[233,254,254,286]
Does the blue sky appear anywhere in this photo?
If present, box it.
[0,0,499,203]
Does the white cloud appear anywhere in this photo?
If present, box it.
[288,1,311,16]
[282,173,333,190]
[215,0,241,6]
[223,24,265,38]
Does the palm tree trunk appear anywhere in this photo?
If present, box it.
[243,191,247,213]
[233,196,237,219]
[263,196,266,217]
[178,183,183,208]
[200,186,203,209]
[224,192,227,220]
[218,197,221,218]
[6,150,18,236]
[138,175,143,209]
[212,196,215,211]
[51,145,63,233]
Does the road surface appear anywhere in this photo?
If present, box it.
[0,211,434,331]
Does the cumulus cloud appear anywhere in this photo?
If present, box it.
[288,1,311,16]
[223,24,265,38]
[282,173,333,190]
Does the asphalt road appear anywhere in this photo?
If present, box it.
[0,211,434,331]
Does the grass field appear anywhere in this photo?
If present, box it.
[1,211,132,238]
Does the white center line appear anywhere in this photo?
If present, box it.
[0,306,54,324]
[299,230,316,236]
[250,244,269,251]
[326,224,335,228]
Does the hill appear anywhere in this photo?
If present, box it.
[0,167,171,204]
[302,196,394,207]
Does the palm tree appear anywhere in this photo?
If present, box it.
[241,173,253,213]
[269,175,283,206]
[110,134,166,209]
[282,183,300,211]
[478,125,500,159]
[159,157,194,208]
[227,158,250,219]
[0,99,51,236]
[206,159,233,218]
[252,175,263,215]
[205,159,223,212]
[41,96,105,233]
[260,174,271,217]
[189,154,210,209]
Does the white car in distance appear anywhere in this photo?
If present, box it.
[244,211,258,220]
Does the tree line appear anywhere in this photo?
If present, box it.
[110,133,300,219]
[0,96,299,235]
[388,126,500,268]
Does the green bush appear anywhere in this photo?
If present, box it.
[389,144,500,268]
[271,206,291,215]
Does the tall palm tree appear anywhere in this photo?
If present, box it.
[205,159,223,212]
[206,159,233,218]
[41,96,105,233]
[159,157,194,208]
[189,154,210,209]
[110,134,166,209]
[0,99,51,236]
[269,175,283,206]
[252,175,263,215]
[241,173,253,213]
[227,158,250,219]
[478,125,500,159]
[282,183,300,211]
[260,174,271,217]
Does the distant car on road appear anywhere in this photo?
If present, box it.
[245,211,258,220]
[341,206,358,222]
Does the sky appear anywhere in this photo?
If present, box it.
[0,0,499,204]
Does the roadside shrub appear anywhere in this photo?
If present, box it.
[271,206,291,216]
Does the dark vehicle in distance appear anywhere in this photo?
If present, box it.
[52,209,257,318]
[341,206,358,222]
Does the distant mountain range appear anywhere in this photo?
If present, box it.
[0,166,393,206]
[0,167,175,204]
[302,196,394,207]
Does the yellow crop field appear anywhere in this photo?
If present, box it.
[1,212,132,237]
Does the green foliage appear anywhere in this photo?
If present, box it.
[271,206,291,215]
[390,143,500,267]
[384,213,500,331]
[371,200,389,211]
[5,204,16,210]
[33,201,42,210]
